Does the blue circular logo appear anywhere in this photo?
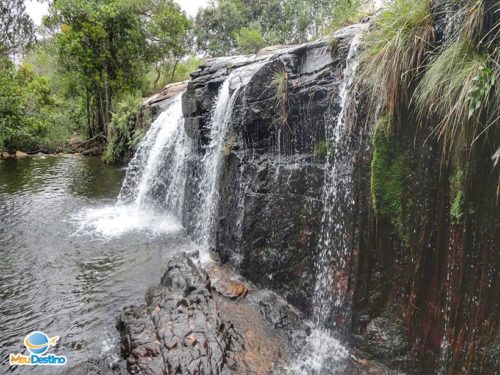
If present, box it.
[24,331,49,355]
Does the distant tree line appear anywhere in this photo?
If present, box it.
[0,0,364,160]
[193,0,364,56]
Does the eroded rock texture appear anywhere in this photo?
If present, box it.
[118,255,308,375]
[118,256,240,374]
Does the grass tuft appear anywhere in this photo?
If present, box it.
[271,70,289,128]
[414,36,498,156]
[360,0,434,124]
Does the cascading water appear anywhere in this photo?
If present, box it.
[190,63,268,255]
[290,25,366,374]
[118,94,190,216]
[74,94,190,238]
[313,28,363,324]
[191,78,240,252]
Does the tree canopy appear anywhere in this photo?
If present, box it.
[0,0,35,57]
[193,0,363,57]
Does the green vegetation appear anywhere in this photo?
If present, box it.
[235,22,266,54]
[0,0,35,56]
[450,167,465,224]
[414,37,497,155]
[0,0,191,162]
[271,70,289,128]
[102,95,144,164]
[326,0,366,31]
[0,58,70,151]
[145,57,202,95]
[194,0,364,57]
[362,0,498,246]
[413,0,499,158]
[361,0,433,122]
[370,117,408,239]
[315,140,330,160]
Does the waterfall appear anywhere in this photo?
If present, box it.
[191,73,243,252]
[313,31,363,324]
[118,94,190,217]
[289,26,366,374]
[74,95,189,238]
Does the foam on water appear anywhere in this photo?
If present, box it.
[72,205,182,239]
[287,328,349,374]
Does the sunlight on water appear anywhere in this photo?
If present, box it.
[72,204,182,239]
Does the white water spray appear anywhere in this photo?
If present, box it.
[74,95,190,238]
[290,25,366,374]
[192,74,242,255]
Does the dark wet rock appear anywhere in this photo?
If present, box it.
[181,29,362,318]
[117,255,302,374]
[354,317,409,369]
[249,289,310,353]
[117,255,240,374]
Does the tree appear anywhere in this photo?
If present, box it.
[0,0,35,57]
[0,57,59,151]
[194,0,247,57]
[235,22,266,54]
[145,0,192,88]
[45,0,191,139]
[193,0,364,57]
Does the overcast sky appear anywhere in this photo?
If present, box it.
[25,0,209,26]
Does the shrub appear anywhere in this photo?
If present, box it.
[271,70,289,128]
[102,95,143,164]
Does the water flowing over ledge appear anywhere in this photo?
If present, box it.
[70,9,498,373]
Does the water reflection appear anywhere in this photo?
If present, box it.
[0,156,191,373]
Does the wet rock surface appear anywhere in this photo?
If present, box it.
[180,29,362,317]
[118,255,239,374]
[117,255,307,374]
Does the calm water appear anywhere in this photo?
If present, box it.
[0,156,192,373]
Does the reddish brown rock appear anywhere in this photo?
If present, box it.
[15,151,28,159]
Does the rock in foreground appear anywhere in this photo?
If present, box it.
[117,255,300,374]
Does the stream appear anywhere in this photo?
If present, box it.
[0,156,194,373]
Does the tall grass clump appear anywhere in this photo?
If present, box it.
[462,0,499,50]
[414,37,498,156]
[414,0,499,158]
[361,0,434,124]
[271,70,290,128]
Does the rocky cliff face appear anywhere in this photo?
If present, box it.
[182,27,367,315]
[132,4,498,373]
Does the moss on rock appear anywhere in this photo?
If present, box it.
[370,117,408,240]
